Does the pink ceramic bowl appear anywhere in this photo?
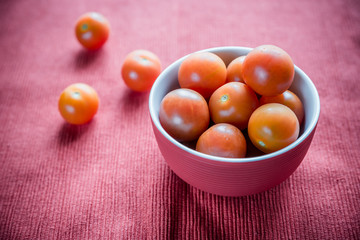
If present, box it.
[149,46,320,197]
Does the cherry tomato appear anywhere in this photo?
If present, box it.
[121,49,162,92]
[226,55,246,83]
[209,82,259,130]
[58,83,99,125]
[260,90,304,125]
[248,103,299,154]
[178,52,227,99]
[159,88,209,142]
[242,45,294,96]
[75,12,110,50]
[196,123,246,158]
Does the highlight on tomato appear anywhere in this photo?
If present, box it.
[178,51,227,99]
[226,55,246,83]
[121,49,162,92]
[159,88,209,142]
[242,45,294,96]
[248,103,299,154]
[260,90,304,125]
[58,83,99,125]
[196,123,247,158]
[209,82,259,130]
[75,12,110,50]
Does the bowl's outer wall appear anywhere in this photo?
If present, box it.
[153,122,317,196]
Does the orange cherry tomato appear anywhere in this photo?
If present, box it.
[196,123,246,158]
[209,82,259,130]
[159,88,209,142]
[248,103,299,154]
[260,90,304,125]
[242,45,294,96]
[121,49,162,92]
[75,12,110,50]
[58,83,99,125]
[226,55,246,83]
[178,52,227,99]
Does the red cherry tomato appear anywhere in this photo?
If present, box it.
[242,45,294,96]
[209,82,259,130]
[159,88,210,142]
[226,55,246,83]
[196,123,246,158]
[178,52,227,99]
[121,49,162,92]
[58,83,99,125]
[248,103,299,153]
[260,90,304,125]
[75,12,110,50]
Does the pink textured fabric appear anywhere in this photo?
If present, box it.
[0,0,359,239]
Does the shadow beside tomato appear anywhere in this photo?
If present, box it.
[73,48,104,69]
[57,120,95,146]
[242,129,265,158]
[120,88,149,111]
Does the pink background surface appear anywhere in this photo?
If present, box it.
[0,0,359,239]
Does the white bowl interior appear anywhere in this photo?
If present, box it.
[149,46,320,162]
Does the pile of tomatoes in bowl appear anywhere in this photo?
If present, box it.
[158,45,304,158]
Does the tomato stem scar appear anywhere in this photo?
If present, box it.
[221,94,228,102]
[82,24,88,31]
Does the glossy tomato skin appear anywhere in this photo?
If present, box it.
[75,12,110,50]
[121,50,161,92]
[178,52,227,99]
[242,45,294,96]
[58,83,99,125]
[159,88,210,142]
[209,82,259,130]
[248,103,299,154]
[196,123,246,158]
[260,90,304,125]
[226,55,246,83]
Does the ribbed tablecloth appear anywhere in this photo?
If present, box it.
[0,0,359,239]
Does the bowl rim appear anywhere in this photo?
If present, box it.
[149,46,320,163]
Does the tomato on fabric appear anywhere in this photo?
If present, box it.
[58,83,99,125]
[121,49,162,92]
[260,90,304,125]
[242,45,294,96]
[178,52,227,99]
[159,88,209,142]
[209,82,259,130]
[226,55,246,83]
[196,123,246,158]
[248,103,299,154]
[75,12,110,50]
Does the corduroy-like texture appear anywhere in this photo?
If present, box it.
[0,0,359,239]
